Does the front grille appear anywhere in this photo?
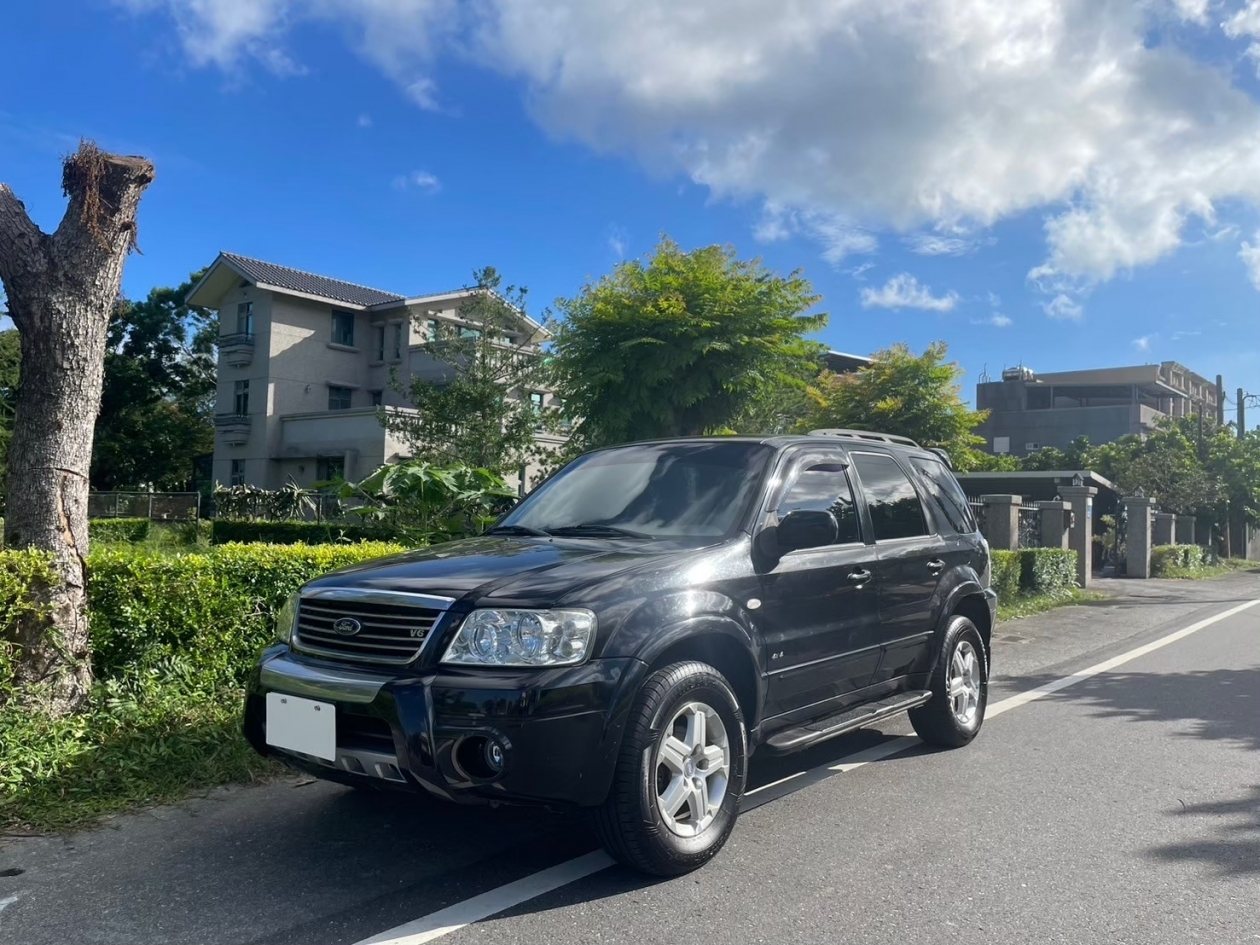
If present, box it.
[294,596,444,665]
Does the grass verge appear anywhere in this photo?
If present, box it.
[0,682,283,834]
[998,588,1104,622]
[1155,558,1260,580]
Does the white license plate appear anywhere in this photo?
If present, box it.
[266,692,336,761]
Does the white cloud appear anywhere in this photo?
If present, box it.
[392,169,441,192]
[1240,231,1260,289]
[989,314,1013,328]
[1170,329,1201,340]
[861,274,959,312]
[357,113,372,128]
[904,232,992,256]
[847,262,875,280]
[606,224,628,259]
[122,1,1260,287]
[1043,293,1084,321]
[1133,335,1153,352]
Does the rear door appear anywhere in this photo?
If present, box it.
[848,451,950,685]
[758,450,882,718]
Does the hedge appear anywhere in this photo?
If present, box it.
[210,519,408,546]
[1151,544,1217,577]
[88,518,151,543]
[84,542,406,686]
[991,548,1077,600]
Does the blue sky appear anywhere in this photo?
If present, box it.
[3,0,1260,415]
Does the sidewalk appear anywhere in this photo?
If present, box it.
[993,570,1260,684]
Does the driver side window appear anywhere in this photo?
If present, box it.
[780,462,862,545]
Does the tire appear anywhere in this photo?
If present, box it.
[908,616,988,748]
[590,661,748,876]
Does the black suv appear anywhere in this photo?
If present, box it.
[244,431,995,875]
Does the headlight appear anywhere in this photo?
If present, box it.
[441,609,596,667]
[275,593,299,645]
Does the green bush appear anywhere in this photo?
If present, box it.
[210,519,409,546]
[1151,544,1218,577]
[0,549,57,693]
[990,550,1021,601]
[89,518,151,543]
[1019,548,1077,595]
[87,541,406,686]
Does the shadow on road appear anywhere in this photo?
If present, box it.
[1148,785,1260,877]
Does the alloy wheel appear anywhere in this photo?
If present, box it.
[654,701,730,837]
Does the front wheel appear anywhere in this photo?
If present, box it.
[908,616,988,748]
[590,661,747,876]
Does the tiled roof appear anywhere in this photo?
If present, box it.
[221,253,405,307]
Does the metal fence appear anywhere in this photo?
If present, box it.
[88,492,201,521]
[1018,503,1043,549]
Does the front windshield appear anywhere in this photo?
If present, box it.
[500,442,774,539]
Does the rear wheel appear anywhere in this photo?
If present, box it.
[909,616,988,748]
[591,661,747,876]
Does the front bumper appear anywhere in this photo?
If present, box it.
[243,646,641,808]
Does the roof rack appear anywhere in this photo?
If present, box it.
[808,429,921,448]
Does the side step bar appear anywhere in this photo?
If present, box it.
[764,690,933,754]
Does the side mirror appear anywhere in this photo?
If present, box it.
[776,509,838,554]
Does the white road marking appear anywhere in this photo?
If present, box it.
[353,597,1260,945]
[0,892,26,919]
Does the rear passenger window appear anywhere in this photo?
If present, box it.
[852,453,929,541]
[912,458,977,534]
[780,462,861,545]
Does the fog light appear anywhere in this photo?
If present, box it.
[485,740,505,772]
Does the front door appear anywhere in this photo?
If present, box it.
[758,455,882,719]
[848,451,947,684]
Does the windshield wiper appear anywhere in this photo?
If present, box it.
[486,524,548,537]
[546,524,655,540]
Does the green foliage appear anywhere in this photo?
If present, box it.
[990,550,1022,601]
[1020,436,1095,472]
[88,518,151,543]
[91,273,216,491]
[1018,548,1077,595]
[213,481,327,522]
[797,342,988,466]
[1151,544,1217,577]
[551,237,827,445]
[383,267,561,474]
[0,329,18,507]
[339,460,517,542]
[0,548,57,692]
[210,519,401,546]
[0,542,402,829]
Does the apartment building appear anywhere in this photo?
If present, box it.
[975,361,1223,457]
[188,252,564,491]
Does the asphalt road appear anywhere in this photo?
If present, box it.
[2,573,1258,944]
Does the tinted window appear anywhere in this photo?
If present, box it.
[852,452,929,541]
[501,442,773,539]
[912,458,977,533]
[780,462,861,545]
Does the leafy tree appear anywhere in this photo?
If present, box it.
[91,273,217,491]
[339,460,517,541]
[796,342,988,467]
[1020,436,1095,472]
[382,267,560,475]
[551,238,827,445]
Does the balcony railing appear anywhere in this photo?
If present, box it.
[219,332,256,367]
[214,412,252,446]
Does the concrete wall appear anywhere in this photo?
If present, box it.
[976,403,1141,455]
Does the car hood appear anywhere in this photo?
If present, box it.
[304,534,696,606]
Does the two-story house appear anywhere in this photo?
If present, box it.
[187,252,564,491]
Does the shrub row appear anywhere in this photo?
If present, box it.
[1150,544,1218,577]
[209,519,409,546]
[990,548,1077,600]
[88,518,151,543]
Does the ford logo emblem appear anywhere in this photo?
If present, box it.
[332,617,362,636]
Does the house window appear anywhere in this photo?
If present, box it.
[459,326,482,339]
[317,456,345,482]
[328,386,353,410]
[233,379,249,415]
[370,390,383,407]
[374,325,385,361]
[501,334,516,345]
[236,302,254,336]
[393,322,404,359]
[529,391,545,410]
[426,319,439,339]
[331,311,355,347]
[229,459,246,486]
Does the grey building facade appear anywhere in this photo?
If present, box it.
[975,362,1221,457]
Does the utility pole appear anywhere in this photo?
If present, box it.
[1217,375,1226,426]
[1239,388,1247,441]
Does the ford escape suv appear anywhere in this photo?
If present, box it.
[244,430,996,876]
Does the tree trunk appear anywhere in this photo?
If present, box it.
[0,141,154,715]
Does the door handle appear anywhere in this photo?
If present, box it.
[927,559,946,573]
[847,569,872,583]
